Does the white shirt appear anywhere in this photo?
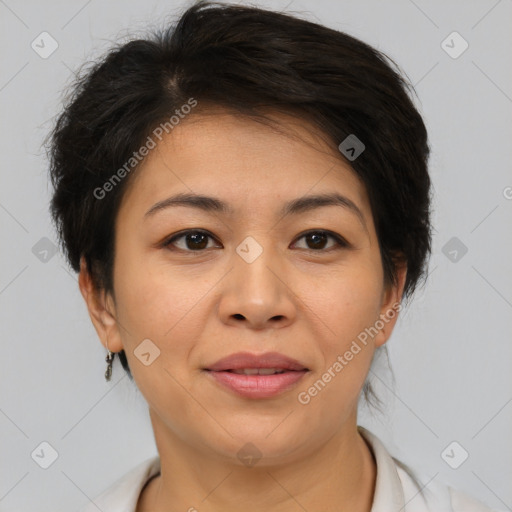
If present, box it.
[79,426,503,512]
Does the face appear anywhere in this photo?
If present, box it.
[81,108,406,465]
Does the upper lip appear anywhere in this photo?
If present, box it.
[205,351,309,371]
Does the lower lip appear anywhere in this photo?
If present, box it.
[205,370,308,399]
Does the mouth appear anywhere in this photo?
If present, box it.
[221,368,293,375]
[203,352,310,399]
[204,369,309,399]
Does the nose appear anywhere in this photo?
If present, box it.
[217,240,297,331]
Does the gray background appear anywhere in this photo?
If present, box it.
[1,0,511,511]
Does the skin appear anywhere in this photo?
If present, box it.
[79,108,407,512]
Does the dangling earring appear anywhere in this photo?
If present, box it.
[105,337,114,382]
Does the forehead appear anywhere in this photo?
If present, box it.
[119,109,370,219]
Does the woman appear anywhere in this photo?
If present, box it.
[47,2,501,511]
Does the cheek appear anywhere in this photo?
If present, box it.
[112,264,207,415]
[115,263,201,342]
[296,273,381,419]
[305,263,383,344]
[292,289,382,445]
[300,266,383,405]
[113,258,219,383]
[115,232,197,323]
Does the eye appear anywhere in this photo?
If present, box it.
[292,230,348,251]
[163,230,220,252]
[162,229,348,253]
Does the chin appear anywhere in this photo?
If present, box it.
[198,419,312,467]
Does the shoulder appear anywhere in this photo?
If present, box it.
[357,426,503,512]
[77,455,161,512]
[396,459,503,512]
[448,485,505,512]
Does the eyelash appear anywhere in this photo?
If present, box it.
[161,229,349,253]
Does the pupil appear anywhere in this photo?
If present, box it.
[308,233,326,249]
[188,233,207,250]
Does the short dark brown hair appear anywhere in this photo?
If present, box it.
[47,1,432,405]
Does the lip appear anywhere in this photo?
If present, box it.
[203,351,309,399]
[205,351,308,372]
[206,370,308,399]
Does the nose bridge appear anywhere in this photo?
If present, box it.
[234,234,280,299]
[218,234,295,328]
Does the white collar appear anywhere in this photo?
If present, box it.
[79,426,493,512]
[358,426,406,511]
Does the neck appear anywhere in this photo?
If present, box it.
[138,408,376,512]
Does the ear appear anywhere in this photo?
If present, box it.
[78,256,123,353]
[373,260,408,348]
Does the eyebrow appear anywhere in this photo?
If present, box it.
[144,191,367,229]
